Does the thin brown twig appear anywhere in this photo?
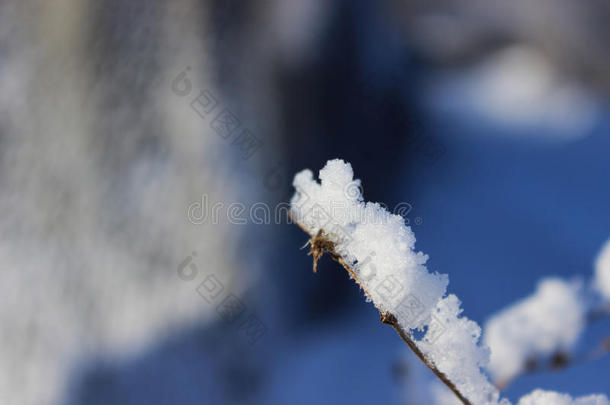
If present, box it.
[290,214,472,405]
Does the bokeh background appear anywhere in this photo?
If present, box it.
[1,1,609,404]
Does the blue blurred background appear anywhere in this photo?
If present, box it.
[1,0,609,404]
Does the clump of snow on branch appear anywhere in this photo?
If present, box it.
[517,389,610,405]
[291,159,506,405]
[483,278,586,383]
[291,159,447,330]
[594,239,610,301]
[419,295,506,404]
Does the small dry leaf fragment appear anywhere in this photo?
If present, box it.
[301,230,336,273]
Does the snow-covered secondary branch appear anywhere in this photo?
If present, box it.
[289,159,610,405]
[483,240,610,389]
[484,278,585,386]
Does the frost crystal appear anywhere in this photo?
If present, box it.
[419,295,507,405]
[483,278,586,383]
[291,159,507,405]
[517,390,610,405]
[594,239,610,301]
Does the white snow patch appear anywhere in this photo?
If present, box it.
[518,389,610,405]
[594,239,610,301]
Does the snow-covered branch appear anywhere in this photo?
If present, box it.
[289,159,610,405]
[290,159,505,405]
